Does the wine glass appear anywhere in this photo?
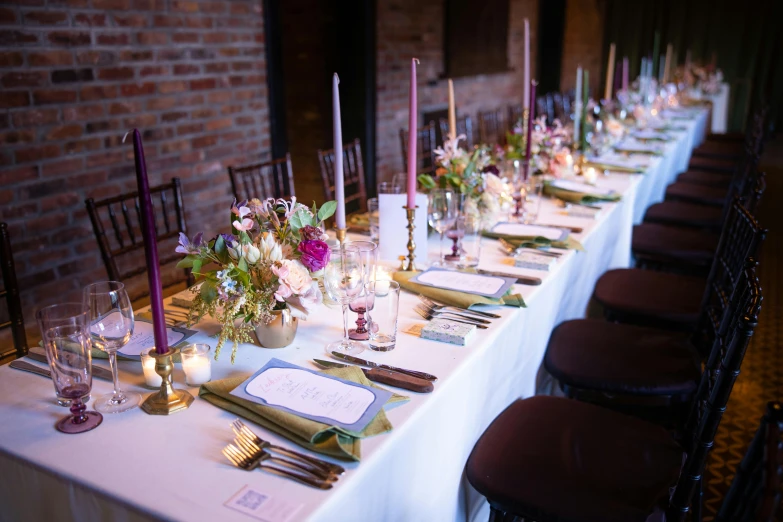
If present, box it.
[428,189,458,266]
[323,246,365,355]
[83,281,141,414]
[44,323,103,434]
[345,240,378,341]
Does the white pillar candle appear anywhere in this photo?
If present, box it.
[523,18,530,110]
[181,344,212,386]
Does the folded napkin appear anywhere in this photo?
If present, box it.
[582,160,646,173]
[543,180,622,205]
[393,270,525,308]
[613,146,663,156]
[199,366,408,461]
[481,230,584,251]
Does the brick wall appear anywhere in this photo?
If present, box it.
[559,0,605,95]
[0,0,270,343]
[375,0,538,182]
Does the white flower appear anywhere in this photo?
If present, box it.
[434,134,467,167]
[278,259,313,295]
[287,281,323,319]
[484,172,505,197]
[242,244,261,264]
[259,234,283,262]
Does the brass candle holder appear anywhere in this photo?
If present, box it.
[335,227,347,246]
[401,206,417,271]
[141,347,194,415]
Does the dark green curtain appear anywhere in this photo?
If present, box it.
[603,0,782,132]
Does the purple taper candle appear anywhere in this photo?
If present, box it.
[132,129,168,354]
[524,80,537,180]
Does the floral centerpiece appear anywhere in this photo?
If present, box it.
[176,197,336,362]
[528,116,572,176]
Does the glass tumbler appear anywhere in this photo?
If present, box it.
[367,198,379,243]
[365,281,400,352]
[457,214,483,268]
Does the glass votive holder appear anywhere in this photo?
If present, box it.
[181,344,212,386]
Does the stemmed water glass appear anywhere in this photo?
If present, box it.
[345,240,378,341]
[83,281,140,414]
[44,322,103,434]
[324,246,365,355]
[428,189,458,267]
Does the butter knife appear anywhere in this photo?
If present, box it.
[313,359,434,393]
[476,269,542,286]
[10,360,53,379]
[331,352,438,382]
[27,347,114,381]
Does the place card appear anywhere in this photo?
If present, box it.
[490,222,568,241]
[421,319,476,345]
[230,358,392,432]
[224,485,302,522]
[514,251,557,271]
[410,268,516,299]
[378,193,428,263]
[549,179,617,198]
[92,312,196,358]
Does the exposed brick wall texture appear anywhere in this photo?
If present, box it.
[0,0,270,343]
[375,0,538,183]
[559,0,605,96]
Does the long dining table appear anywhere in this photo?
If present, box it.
[0,109,708,522]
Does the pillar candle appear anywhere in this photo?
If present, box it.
[332,73,345,230]
[652,31,661,79]
[604,43,616,101]
[131,129,167,354]
[663,44,673,84]
[523,18,530,110]
[524,80,537,180]
[622,57,629,92]
[406,58,419,209]
[447,79,456,141]
[573,65,582,146]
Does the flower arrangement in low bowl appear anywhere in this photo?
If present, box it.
[176,197,336,362]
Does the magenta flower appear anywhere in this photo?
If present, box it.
[300,225,323,241]
[297,240,330,272]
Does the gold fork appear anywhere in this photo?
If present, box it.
[222,443,334,489]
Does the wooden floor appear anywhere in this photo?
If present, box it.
[702,135,783,520]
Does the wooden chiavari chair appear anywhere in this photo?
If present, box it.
[477,108,506,145]
[317,139,368,216]
[438,116,474,149]
[228,154,295,202]
[0,222,27,361]
[85,178,194,302]
[399,122,437,175]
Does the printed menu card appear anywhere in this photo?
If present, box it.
[410,268,516,298]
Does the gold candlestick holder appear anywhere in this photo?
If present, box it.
[401,206,417,271]
[141,347,194,415]
[335,227,347,246]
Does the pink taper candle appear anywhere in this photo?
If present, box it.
[524,80,537,180]
[131,129,167,354]
[332,73,345,230]
[406,58,419,209]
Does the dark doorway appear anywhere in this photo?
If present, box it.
[264,0,376,206]
[537,0,566,94]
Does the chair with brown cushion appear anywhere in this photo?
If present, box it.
[399,122,437,176]
[438,115,474,150]
[467,268,762,522]
[0,222,27,361]
[593,198,765,331]
[228,154,295,202]
[317,139,368,216]
[477,108,506,145]
[85,178,194,303]
[716,401,783,522]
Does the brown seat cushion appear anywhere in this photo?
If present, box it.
[643,201,723,229]
[688,155,736,173]
[466,396,684,522]
[676,170,733,188]
[544,319,700,396]
[593,268,706,329]
[632,223,719,266]
[665,181,726,206]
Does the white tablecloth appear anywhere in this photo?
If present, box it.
[689,83,729,133]
[0,110,707,522]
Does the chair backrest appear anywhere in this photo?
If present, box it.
[477,108,506,145]
[399,122,437,175]
[667,263,763,522]
[507,104,523,131]
[716,401,783,522]
[85,178,194,301]
[317,139,367,215]
[0,222,27,359]
[552,92,566,121]
[438,116,475,149]
[228,154,295,202]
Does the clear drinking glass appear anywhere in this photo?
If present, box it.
[456,214,483,268]
[83,281,141,414]
[45,324,103,434]
[377,181,403,194]
[35,303,92,407]
[344,240,378,341]
[428,189,458,267]
[523,176,544,224]
[365,281,400,352]
[324,246,365,355]
[367,198,379,243]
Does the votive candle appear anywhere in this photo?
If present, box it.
[181,344,211,386]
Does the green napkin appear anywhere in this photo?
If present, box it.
[199,366,408,462]
[481,230,584,251]
[543,180,623,205]
[393,270,526,308]
[581,161,646,173]
[612,147,663,156]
